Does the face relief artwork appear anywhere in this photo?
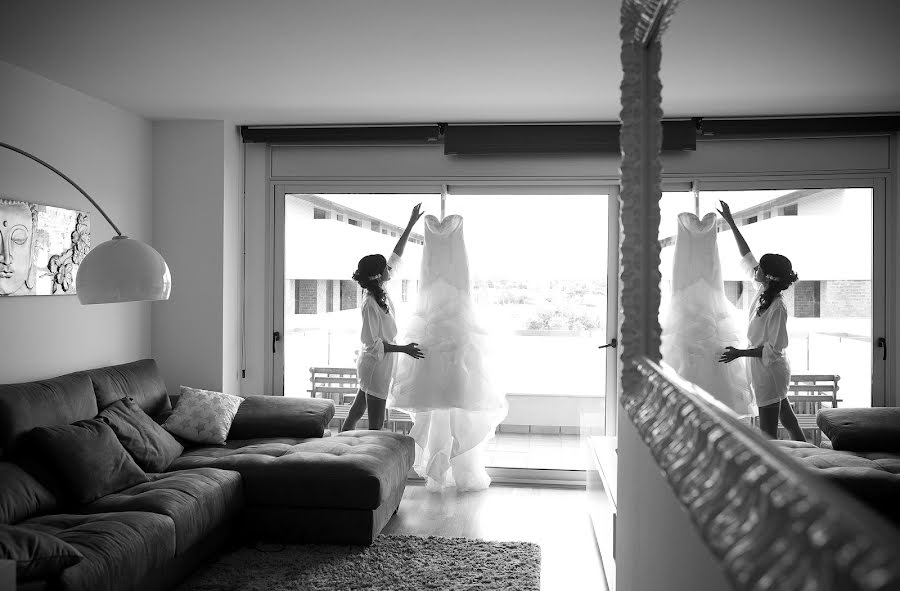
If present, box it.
[0,198,90,297]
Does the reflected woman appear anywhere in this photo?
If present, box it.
[0,198,37,296]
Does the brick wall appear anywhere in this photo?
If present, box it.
[340,280,358,310]
[821,280,871,317]
[793,281,820,318]
[294,279,318,314]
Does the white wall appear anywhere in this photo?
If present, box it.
[616,413,731,591]
[241,143,269,396]
[222,124,243,396]
[151,120,243,396]
[0,60,152,383]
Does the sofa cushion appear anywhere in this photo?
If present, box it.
[21,511,176,591]
[774,441,900,526]
[227,395,335,440]
[80,359,171,419]
[163,386,243,445]
[23,419,149,504]
[818,408,900,453]
[0,374,98,455]
[0,523,83,581]
[98,397,183,472]
[169,431,415,510]
[79,468,243,553]
[0,462,58,524]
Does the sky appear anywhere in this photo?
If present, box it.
[320,192,610,280]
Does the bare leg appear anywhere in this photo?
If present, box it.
[778,398,807,442]
[366,394,386,431]
[757,402,780,439]
[341,390,367,432]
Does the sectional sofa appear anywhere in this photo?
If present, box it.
[773,407,900,527]
[0,359,415,591]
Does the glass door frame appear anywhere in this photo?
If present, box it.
[272,182,444,396]
[271,180,621,483]
[663,174,889,407]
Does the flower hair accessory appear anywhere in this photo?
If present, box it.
[368,273,382,281]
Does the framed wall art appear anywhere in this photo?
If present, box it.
[0,197,90,297]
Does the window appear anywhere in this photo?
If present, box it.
[763,211,772,220]
[337,214,344,222]
[659,188,874,411]
[313,207,328,219]
[391,231,396,237]
[793,280,821,318]
[746,216,758,224]
[371,221,380,233]
[382,229,388,235]
[348,218,359,227]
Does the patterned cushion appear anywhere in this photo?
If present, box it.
[162,387,243,445]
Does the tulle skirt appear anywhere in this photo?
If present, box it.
[390,279,508,491]
[661,280,755,418]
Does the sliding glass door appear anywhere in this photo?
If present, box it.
[273,184,616,472]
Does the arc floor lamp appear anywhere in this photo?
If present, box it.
[0,142,171,304]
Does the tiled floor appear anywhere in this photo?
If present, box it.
[485,432,587,471]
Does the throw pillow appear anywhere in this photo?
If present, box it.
[23,419,149,504]
[98,397,184,472]
[0,524,83,581]
[162,387,243,445]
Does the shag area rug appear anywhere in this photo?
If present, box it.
[176,534,541,591]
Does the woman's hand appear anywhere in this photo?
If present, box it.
[404,342,425,359]
[716,201,734,227]
[717,200,735,226]
[408,203,424,228]
[718,346,743,363]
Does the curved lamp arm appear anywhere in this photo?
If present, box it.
[0,140,170,303]
[0,141,122,235]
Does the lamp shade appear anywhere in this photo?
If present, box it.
[76,236,171,304]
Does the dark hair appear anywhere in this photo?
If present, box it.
[757,253,799,316]
[352,254,389,313]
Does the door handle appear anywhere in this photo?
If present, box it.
[598,338,618,350]
[273,331,281,353]
[877,337,886,361]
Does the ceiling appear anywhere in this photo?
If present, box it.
[0,0,898,125]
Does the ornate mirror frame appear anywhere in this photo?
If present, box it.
[616,1,900,589]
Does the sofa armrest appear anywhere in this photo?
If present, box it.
[817,407,900,452]
[227,396,335,440]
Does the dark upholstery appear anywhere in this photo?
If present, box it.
[21,511,176,591]
[0,374,97,455]
[0,359,414,589]
[98,397,183,472]
[228,395,335,440]
[22,419,149,504]
[0,523,83,582]
[0,462,58,524]
[78,359,171,417]
[170,430,414,509]
[79,468,243,553]
[774,440,900,526]
[818,407,900,452]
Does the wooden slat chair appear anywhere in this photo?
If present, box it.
[786,374,840,446]
[308,367,414,434]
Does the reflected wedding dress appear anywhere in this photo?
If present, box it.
[661,212,755,417]
[389,214,508,492]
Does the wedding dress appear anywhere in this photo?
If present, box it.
[389,214,508,492]
[660,212,755,417]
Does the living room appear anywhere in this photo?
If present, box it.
[1,1,900,590]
